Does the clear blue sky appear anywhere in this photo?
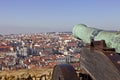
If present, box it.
[0,0,120,34]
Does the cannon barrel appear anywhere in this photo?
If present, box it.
[72,24,120,53]
[52,24,120,80]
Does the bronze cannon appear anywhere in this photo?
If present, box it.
[72,24,120,53]
[52,25,120,80]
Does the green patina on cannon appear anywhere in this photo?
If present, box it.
[72,24,120,53]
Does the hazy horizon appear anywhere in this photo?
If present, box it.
[0,0,120,34]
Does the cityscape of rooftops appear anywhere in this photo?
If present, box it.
[0,0,120,80]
